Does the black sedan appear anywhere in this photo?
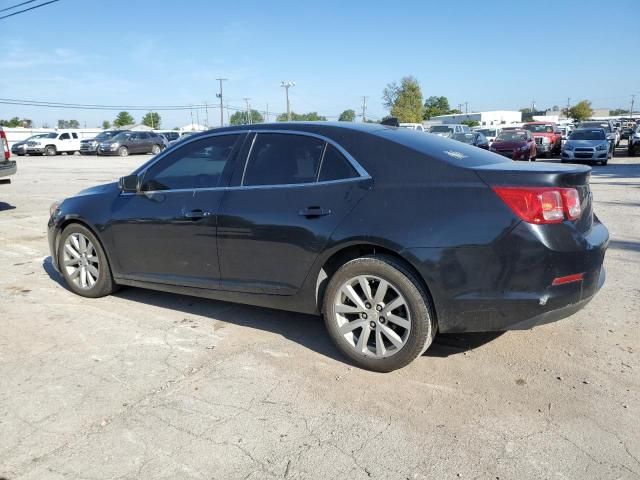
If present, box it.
[48,123,608,371]
[451,131,490,149]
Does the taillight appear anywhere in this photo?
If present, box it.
[0,130,9,160]
[492,186,582,224]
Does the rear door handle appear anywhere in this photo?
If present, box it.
[299,206,332,218]
[184,209,210,220]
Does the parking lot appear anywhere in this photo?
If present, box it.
[0,150,639,479]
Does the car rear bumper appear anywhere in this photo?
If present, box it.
[406,218,609,333]
[0,160,17,178]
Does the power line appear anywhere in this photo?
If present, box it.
[0,0,40,13]
[0,0,60,21]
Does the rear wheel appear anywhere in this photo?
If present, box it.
[323,255,436,372]
[58,224,117,298]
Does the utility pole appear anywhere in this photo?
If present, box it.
[281,81,295,121]
[204,102,209,128]
[190,106,194,127]
[566,97,571,119]
[216,78,227,127]
[464,102,468,115]
[244,97,251,125]
[195,108,200,129]
[458,103,463,114]
[265,103,269,123]
[631,95,636,119]
[149,111,155,129]
[361,96,368,123]
[531,100,536,113]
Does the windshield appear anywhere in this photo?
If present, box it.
[523,124,554,133]
[430,126,452,133]
[496,132,527,142]
[477,129,497,137]
[111,132,132,142]
[95,131,119,140]
[451,133,474,144]
[580,122,611,133]
[27,134,50,141]
[569,129,606,140]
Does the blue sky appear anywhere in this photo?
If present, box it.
[0,0,638,128]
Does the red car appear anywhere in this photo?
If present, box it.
[489,129,537,161]
[522,122,562,157]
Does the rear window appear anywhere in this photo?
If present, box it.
[375,128,511,167]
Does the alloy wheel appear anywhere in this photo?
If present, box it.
[333,275,411,358]
[63,233,100,290]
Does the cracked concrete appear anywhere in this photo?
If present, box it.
[0,153,639,479]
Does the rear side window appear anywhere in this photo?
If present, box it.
[319,145,358,182]
[141,134,239,191]
[243,133,324,186]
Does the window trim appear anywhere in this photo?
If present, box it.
[129,129,370,195]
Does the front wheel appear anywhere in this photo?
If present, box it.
[323,255,436,372]
[151,144,161,155]
[118,146,129,157]
[45,145,57,156]
[57,224,118,298]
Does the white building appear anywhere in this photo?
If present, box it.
[430,110,522,126]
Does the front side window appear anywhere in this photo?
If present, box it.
[141,134,239,191]
[59,133,70,140]
[243,134,325,186]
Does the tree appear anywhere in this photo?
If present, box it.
[276,111,327,122]
[610,108,629,116]
[461,119,480,128]
[423,96,453,119]
[0,117,29,127]
[68,119,80,129]
[113,111,134,128]
[338,109,356,122]
[569,100,593,122]
[383,76,424,123]
[519,107,534,122]
[229,109,264,125]
[102,120,111,129]
[142,112,161,129]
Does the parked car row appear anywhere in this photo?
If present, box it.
[8,129,201,157]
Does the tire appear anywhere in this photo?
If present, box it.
[545,151,551,159]
[45,145,57,156]
[57,223,118,298]
[151,144,161,155]
[323,254,436,372]
[118,146,129,157]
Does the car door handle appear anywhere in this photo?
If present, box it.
[299,206,332,218]
[184,209,210,220]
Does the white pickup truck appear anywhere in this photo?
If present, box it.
[26,130,81,156]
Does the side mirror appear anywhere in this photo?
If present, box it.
[119,174,139,193]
